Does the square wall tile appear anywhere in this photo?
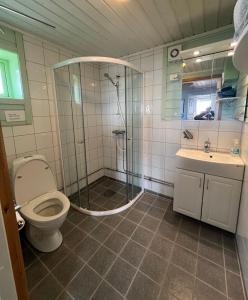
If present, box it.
[14,134,36,154]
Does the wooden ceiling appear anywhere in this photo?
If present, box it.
[0,0,236,57]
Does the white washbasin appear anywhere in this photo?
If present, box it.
[176,149,244,180]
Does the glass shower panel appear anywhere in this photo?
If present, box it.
[125,67,143,200]
[68,63,89,209]
[54,64,89,209]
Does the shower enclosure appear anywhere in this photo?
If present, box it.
[53,57,143,216]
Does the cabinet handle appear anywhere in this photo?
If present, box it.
[199,178,201,188]
[206,179,209,189]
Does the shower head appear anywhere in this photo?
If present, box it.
[104,73,118,87]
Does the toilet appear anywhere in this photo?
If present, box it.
[12,155,70,252]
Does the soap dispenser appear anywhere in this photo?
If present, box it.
[231,139,240,157]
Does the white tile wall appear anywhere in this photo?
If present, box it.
[122,47,243,197]
[2,32,78,189]
[2,29,244,200]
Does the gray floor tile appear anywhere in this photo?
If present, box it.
[102,214,123,228]
[157,221,178,241]
[67,265,101,300]
[180,216,200,236]
[40,244,70,270]
[198,239,224,266]
[127,271,160,300]
[223,232,237,252]
[63,227,87,249]
[152,196,170,210]
[104,231,128,254]
[89,246,116,276]
[134,201,151,213]
[140,214,160,232]
[160,264,195,300]
[131,226,153,247]
[149,234,173,260]
[226,271,245,300]
[29,274,63,300]
[106,258,136,295]
[79,217,100,233]
[200,224,223,246]
[171,245,197,275]
[56,291,73,300]
[196,257,226,294]
[60,220,75,236]
[163,210,181,227]
[147,206,165,219]
[224,248,240,274]
[193,279,227,300]
[140,251,168,284]
[67,210,86,225]
[26,260,47,291]
[126,208,144,223]
[74,236,101,261]
[90,223,113,243]
[92,281,123,300]
[22,243,37,269]
[140,193,156,205]
[120,240,146,267]
[176,230,198,252]
[116,219,137,237]
[52,254,84,286]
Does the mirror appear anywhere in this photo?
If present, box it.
[162,37,248,122]
[181,53,243,120]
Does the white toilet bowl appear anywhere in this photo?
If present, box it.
[12,155,70,252]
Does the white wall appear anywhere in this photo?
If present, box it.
[236,74,248,295]
[122,47,243,197]
[2,27,244,199]
[3,32,79,191]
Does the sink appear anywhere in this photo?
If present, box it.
[176,149,244,180]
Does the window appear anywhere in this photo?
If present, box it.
[0,25,31,126]
[0,49,24,100]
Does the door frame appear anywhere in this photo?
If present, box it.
[0,125,28,299]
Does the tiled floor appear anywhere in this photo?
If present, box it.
[70,177,141,211]
[21,192,245,300]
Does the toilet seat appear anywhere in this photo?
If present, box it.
[20,191,70,226]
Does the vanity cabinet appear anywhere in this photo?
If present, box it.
[173,169,204,220]
[174,169,242,233]
[201,175,242,232]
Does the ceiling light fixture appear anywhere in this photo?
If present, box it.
[228,51,234,56]
[193,50,200,56]
[230,42,237,47]
[196,58,202,63]
[0,4,56,29]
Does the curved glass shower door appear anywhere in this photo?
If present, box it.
[54,63,89,209]
[126,67,143,201]
[54,57,143,216]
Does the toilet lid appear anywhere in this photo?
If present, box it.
[14,159,57,206]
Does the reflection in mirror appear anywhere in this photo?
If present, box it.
[181,53,242,120]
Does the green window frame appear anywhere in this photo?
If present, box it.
[0,25,31,126]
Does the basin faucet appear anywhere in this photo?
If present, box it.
[204,139,211,153]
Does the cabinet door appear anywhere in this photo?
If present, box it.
[202,175,242,233]
[173,169,204,220]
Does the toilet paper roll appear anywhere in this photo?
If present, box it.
[15,211,25,231]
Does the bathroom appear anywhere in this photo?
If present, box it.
[0,0,248,299]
